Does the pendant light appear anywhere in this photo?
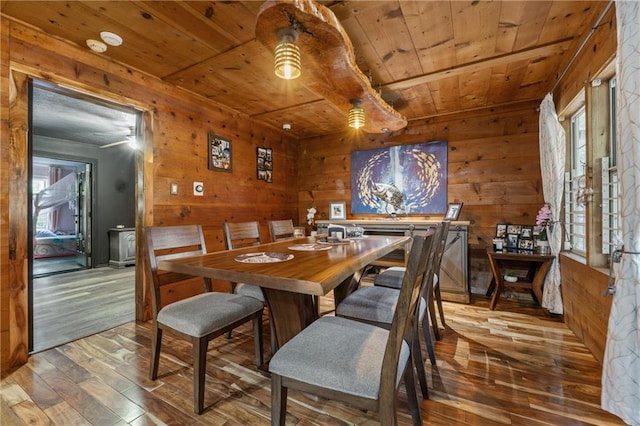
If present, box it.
[348,99,365,129]
[274,28,301,80]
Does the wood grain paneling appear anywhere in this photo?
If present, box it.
[1,20,298,377]
[298,100,544,295]
[560,255,612,363]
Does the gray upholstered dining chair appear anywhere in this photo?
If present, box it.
[268,219,295,242]
[144,224,264,414]
[223,220,277,352]
[374,221,450,341]
[269,233,434,426]
[334,225,440,399]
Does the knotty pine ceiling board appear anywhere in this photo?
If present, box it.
[451,1,503,65]
[430,75,461,115]
[494,2,528,55]
[459,68,493,110]
[403,1,457,75]
[254,99,345,139]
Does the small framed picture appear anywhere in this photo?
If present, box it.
[506,233,519,249]
[507,224,522,235]
[495,224,507,238]
[444,202,463,221]
[293,227,305,238]
[208,133,232,172]
[518,239,534,250]
[520,225,533,239]
[329,201,346,220]
[256,147,273,182]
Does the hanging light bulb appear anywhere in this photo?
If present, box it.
[274,28,301,80]
[348,99,365,129]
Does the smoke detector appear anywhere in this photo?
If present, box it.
[86,39,107,53]
[282,123,291,131]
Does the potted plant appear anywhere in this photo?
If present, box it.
[504,270,518,282]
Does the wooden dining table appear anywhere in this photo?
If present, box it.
[158,235,410,348]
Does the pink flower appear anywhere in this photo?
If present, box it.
[536,203,553,237]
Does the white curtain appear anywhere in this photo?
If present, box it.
[538,93,566,314]
[602,2,640,424]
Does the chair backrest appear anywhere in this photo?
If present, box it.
[144,224,211,316]
[433,221,451,277]
[379,230,435,401]
[268,219,295,242]
[223,221,263,249]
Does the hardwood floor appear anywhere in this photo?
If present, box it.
[3,290,624,425]
[32,266,135,352]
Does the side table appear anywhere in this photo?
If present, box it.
[486,249,555,310]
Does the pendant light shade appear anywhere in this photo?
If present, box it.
[274,28,301,80]
[348,99,365,129]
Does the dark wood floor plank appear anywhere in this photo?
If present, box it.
[3,284,626,425]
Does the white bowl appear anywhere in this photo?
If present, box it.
[504,275,518,282]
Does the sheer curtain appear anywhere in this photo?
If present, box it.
[602,2,640,424]
[538,93,565,314]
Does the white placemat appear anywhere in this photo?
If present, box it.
[287,243,333,251]
[235,252,294,263]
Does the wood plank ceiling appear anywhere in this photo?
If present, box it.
[1,1,608,139]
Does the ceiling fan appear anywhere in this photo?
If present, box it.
[100,126,136,149]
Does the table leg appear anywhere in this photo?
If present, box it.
[262,289,316,349]
[487,255,504,310]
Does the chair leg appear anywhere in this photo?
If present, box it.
[403,358,423,426]
[422,311,437,366]
[411,325,429,399]
[428,286,441,341]
[193,337,208,414]
[271,374,287,426]
[150,326,162,380]
[253,312,264,367]
[434,281,446,328]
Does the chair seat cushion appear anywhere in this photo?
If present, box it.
[336,286,426,325]
[158,292,263,337]
[373,267,405,289]
[269,316,410,399]
[235,283,265,302]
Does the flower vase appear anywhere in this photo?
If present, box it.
[537,240,550,254]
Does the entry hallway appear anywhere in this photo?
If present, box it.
[1,294,624,425]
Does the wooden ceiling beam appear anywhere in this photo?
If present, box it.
[384,38,574,91]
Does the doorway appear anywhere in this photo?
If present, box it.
[29,80,139,352]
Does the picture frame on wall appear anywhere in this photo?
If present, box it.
[208,133,232,172]
[329,202,346,220]
[256,147,273,183]
[444,202,463,220]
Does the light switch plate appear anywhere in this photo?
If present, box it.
[193,181,204,196]
[170,183,178,195]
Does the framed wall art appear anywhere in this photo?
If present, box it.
[329,201,346,220]
[257,147,273,183]
[208,133,232,172]
[350,140,448,215]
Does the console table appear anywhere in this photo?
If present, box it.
[485,249,554,310]
[317,219,470,303]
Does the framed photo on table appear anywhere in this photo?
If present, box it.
[444,202,463,221]
[329,202,346,220]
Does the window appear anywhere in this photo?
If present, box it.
[602,77,621,256]
[564,107,586,254]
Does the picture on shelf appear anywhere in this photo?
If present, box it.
[496,224,507,238]
[506,233,519,249]
[520,225,533,239]
[518,239,534,251]
[507,224,522,235]
[329,201,347,220]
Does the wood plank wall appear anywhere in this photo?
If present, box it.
[560,256,612,363]
[0,19,298,377]
[297,100,545,294]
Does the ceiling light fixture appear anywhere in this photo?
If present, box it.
[348,99,365,129]
[100,31,123,47]
[274,28,301,80]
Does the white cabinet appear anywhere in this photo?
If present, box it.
[317,219,470,303]
[108,227,136,268]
